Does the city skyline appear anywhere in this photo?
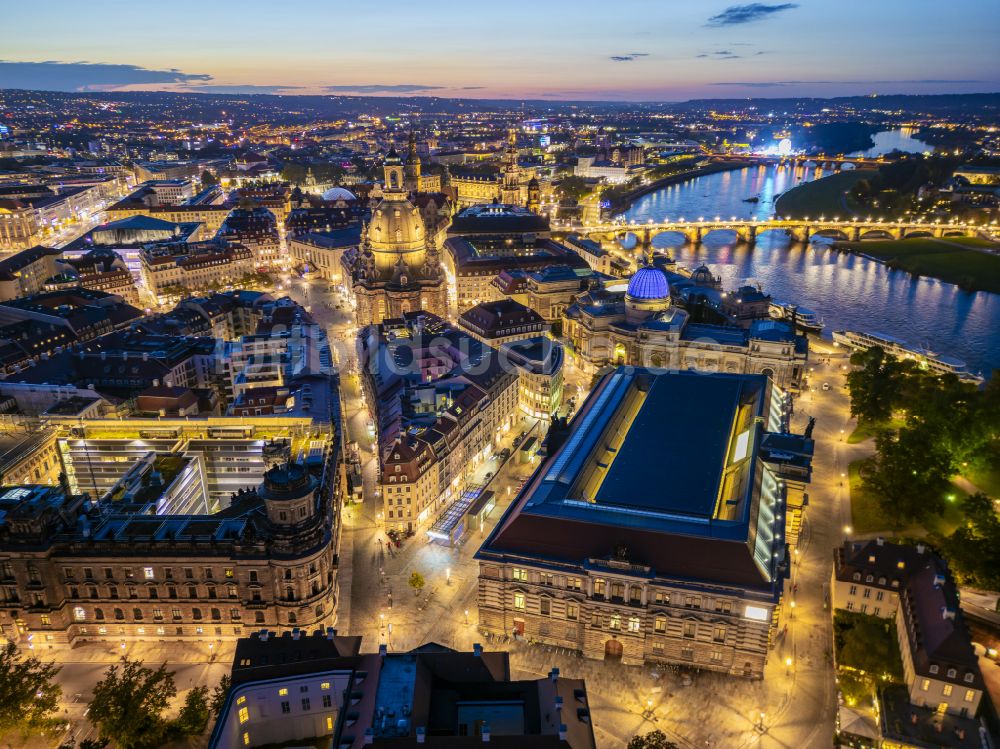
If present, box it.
[2,0,999,100]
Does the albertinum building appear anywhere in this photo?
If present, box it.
[476,368,813,677]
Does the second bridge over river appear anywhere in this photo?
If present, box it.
[567,218,986,246]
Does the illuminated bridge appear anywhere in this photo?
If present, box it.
[565,217,988,247]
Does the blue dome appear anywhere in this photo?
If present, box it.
[626,266,669,300]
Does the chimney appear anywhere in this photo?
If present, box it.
[291,628,301,640]
[481,724,491,743]
[554,695,564,712]
[473,643,482,657]
[917,543,926,555]
[259,630,269,641]
[933,573,946,588]
[379,643,387,656]
[416,727,426,744]
[549,667,560,683]
[876,536,884,546]
[325,627,337,639]
[942,607,956,620]
[363,728,374,745]
[558,724,568,741]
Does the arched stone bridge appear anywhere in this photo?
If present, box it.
[566,218,981,247]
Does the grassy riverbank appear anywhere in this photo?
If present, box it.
[835,236,1000,293]
[774,169,875,219]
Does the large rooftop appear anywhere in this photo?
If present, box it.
[480,368,811,592]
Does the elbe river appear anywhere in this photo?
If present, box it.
[618,131,1000,376]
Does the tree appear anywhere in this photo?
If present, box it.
[627,730,679,749]
[0,641,62,736]
[88,658,177,749]
[200,170,218,187]
[556,175,591,203]
[408,571,426,596]
[845,346,916,425]
[280,163,307,185]
[938,493,1000,590]
[863,426,953,528]
[210,674,232,717]
[170,686,210,737]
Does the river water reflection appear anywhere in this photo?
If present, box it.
[620,164,999,376]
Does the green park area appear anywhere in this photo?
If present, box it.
[836,236,1000,294]
[844,346,1000,589]
[774,169,875,219]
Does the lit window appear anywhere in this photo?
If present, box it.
[278,688,288,696]
[628,616,641,632]
[320,682,330,690]
[513,593,525,610]
[238,707,249,724]
[744,605,768,621]
[512,568,528,582]
[966,690,976,702]
[921,679,930,691]
[237,696,246,705]
[243,732,250,746]
[327,716,334,730]
[73,607,86,621]
[943,684,953,697]
[143,567,154,579]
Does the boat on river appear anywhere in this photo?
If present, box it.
[769,300,824,333]
[832,330,983,383]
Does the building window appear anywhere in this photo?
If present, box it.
[921,679,930,691]
[511,568,528,582]
[966,690,976,702]
[710,650,723,663]
[278,688,288,696]
[875,591,884,601]
[654,591,669,605]
[652,643,664,655]
[322,695,332,708]
[143,567,154,580]
[513,593,525,610]
[238,707,249,724]
[713,626,726,643]
[243,732,250,746]
[280,701,290,714]
[943,684,953,697]
[683,622,696,638]
[590,612,601,628]
[301,698,311,711]
[610,583,625,601]
[848,585,857,596]
[654,616,666,633]
[73,607,86,621]
[540,598,550,616]
[681,647,694,661]
[567,577,582,591]
[628,616,641,633]
[609,614,621,630]
[930,665,939,675]
[593,579,606,598]
[566,604,578,620]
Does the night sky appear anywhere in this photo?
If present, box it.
[2,0,998,100]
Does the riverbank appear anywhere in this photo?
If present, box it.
[832,237,1000,294]
[774,169,875,219]
[607,159,752,213]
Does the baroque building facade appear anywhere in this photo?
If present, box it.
[343,151,447,326]
[563,261,807,390]
[0,451,342,650]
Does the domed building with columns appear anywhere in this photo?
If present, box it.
[563,260,808,390]
[344,149,448,325]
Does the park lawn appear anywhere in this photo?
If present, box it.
[848,459,969,536]
[775,169,876,219]
[837,237,1000,293]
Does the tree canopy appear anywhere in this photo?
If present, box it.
[0,642,62,737]
[627,730,679,749]
[88,658,177,749]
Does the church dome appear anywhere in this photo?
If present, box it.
[626,266,669,301]
[690,264,715,286]
[321,186,356,201]
[369,196,425,253]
